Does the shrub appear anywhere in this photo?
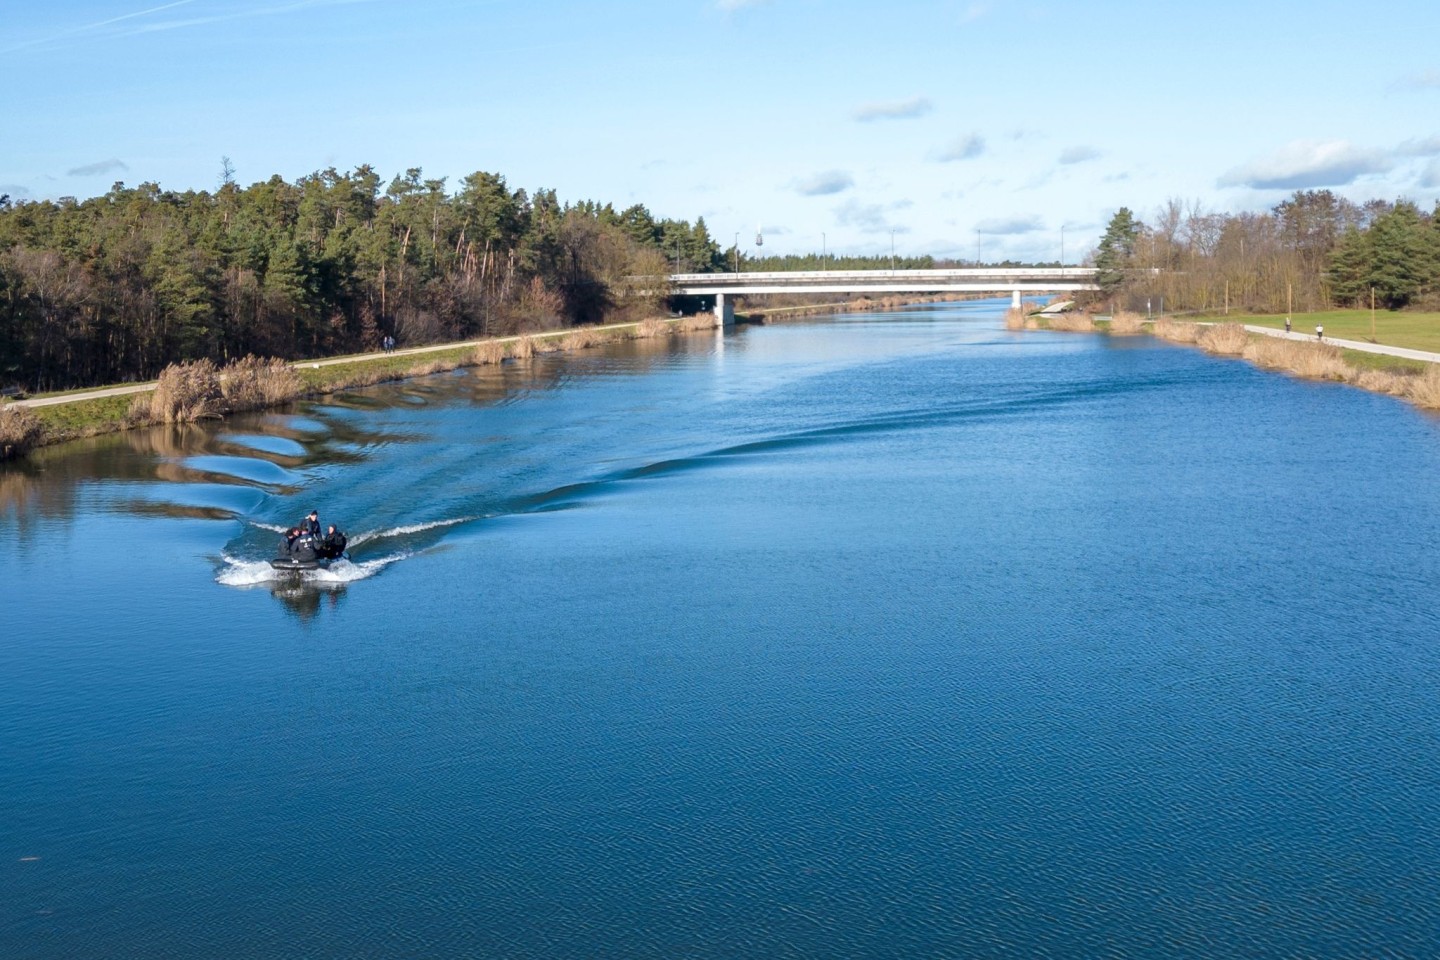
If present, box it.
[1003,307,1026,330]
[1197,322,1249,355]
[0,405,44,460]
[146,359,223,423]
[1108,310,1145,336]
[509,336,535,360]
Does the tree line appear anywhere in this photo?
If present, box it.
[1092,191,1440,314]
[0,165,728,391]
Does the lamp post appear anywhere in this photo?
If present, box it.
[890,229,896,273]
[822,232,826,272]
[733,232,739,275]
[1060,225,1065,267]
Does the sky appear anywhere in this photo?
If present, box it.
[2,0,1439,262]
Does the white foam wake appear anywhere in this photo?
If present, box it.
[346,516,476,547]
[216,553,410,588]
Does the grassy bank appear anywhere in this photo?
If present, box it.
[1222,310,1440,353]
[1,315,715,462]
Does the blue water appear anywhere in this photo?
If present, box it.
[5,301,1440,957]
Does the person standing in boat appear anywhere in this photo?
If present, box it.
[301,510,321,536]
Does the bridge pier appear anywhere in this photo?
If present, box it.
[1011,289,1022,310]
[713,292,735,328]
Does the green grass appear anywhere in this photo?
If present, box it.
[295,346,478,391]
[1336,349,1427,375]
[1225,310,1440,353]
[28,394,138,440]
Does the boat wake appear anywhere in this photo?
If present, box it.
[346,516,475,547]
[216,552,409,588]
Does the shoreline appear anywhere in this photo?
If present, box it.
[1,314,716,462]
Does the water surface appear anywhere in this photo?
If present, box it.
[5,301,1440,957]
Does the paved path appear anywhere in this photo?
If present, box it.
[2,320,654,411]
[1241,324,1440,364]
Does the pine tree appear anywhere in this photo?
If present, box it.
[1095,207,1140,295]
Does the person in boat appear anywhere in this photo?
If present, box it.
[302,510,321,536]
[318,524,347,560]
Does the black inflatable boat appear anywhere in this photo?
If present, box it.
[270,529,348,572]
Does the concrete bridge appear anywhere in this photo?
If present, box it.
[669,267,1100,325]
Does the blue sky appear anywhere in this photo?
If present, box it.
[3,0,1438,261]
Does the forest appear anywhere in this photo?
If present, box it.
[1093,191,1440,315]
[0,165,727,392]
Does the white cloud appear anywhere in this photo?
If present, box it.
[1396,135,1440,157]
[67,158,129,177]
[1420,160,1440,190]
[0,184,31,199]
[977,215,1043,235]
[936,133,985,162]
[793,170,854,196]
[959,3,989,24]
[834,199,910,233]
[1217,139,1392,189]
[851,96,933,122]
[1058,145,1101,165]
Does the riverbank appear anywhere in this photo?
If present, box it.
[740,293,978,323]
[1020,307,1440,411]
[1,314,715,462]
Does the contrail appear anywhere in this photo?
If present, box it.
[3,0,202,53]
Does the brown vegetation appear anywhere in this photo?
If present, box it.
[1003,307,1026,331]
[0,405,44,461]
[139,359,224,423]
[633,318,668,339]
[1404,365,1440,408]
[1047,312,1095,332]
[1197,322,1249,355]
[220,356,304,412]
[1153,318,1201,343]
[1241,338,1348,380]
[472,340,507,365]
[1107,311,1145,336]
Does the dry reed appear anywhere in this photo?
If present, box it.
[1352,368,1410,397]
[1153,318,1201,343]
[676,315,715,333]
[1197,322,1249,356]
[144,359,224,423]
[1047,312,1094,332]
[509,336,535,360]
[1003,307,1026,330]
[561,329,600,352]
[0,405,44,460]
[1241,338,1348,380]
[220,356,303,412]
[634,318,668,339]
[472,340,506,365]
[1107,311,1145,336]
[1405,365,1440,408]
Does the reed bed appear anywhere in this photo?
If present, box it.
[1107,310,1145,336]
[220,356,304,412]
[1153,318,1201,343]
[561,329,602,352]
[676,314,716,333]
[1047,312,1095,332]
[1003,307,1027,331]
[0,405,44,460]
[139,358,224,423]
[472,341,507,365]
[1197,322,1250,356]
[1241,338,1348,380]
[509,335,535,360]
[633,318,668,340]
[1352,368,1410,397]
[1404,364,1440,408]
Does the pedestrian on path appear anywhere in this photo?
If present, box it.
[1285,317,1291,334]
[1316,324,1324,341]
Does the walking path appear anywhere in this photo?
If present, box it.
[2,320,652,411]
[9,319,1440,412]
[1241,324,1440,364]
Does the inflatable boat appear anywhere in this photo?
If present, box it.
[270,529,348,572]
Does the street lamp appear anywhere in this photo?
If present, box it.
[890,229,895,273]
[822,232,826,272]
[1060,225,1065,267]
[733,232,739,275]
